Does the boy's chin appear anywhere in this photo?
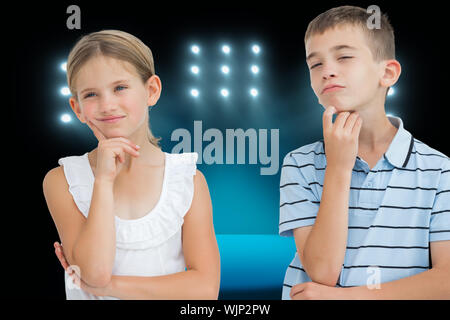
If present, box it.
[320,103,357,113]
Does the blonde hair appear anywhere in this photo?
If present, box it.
[66,29,161,148]
[305,5,395,62]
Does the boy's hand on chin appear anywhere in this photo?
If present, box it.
[322,105,363,172]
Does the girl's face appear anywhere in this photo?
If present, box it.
[69,55,161,139]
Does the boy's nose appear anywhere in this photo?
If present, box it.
[322,70,337,80]
[321,62,338,80]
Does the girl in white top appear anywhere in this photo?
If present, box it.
[42,30,220,299]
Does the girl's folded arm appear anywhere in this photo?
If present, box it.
[43,166,116,288]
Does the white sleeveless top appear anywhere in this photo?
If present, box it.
[57,151,198,300]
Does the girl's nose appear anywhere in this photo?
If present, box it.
[98,93,119,112]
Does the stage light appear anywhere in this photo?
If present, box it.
[60,113,72,123]
[221,65,230,74]
[191,65,200,74]
[60,62,67,72]
[250,65,259,74]
[250,88,258,97]
[60,86,71,96]
[190,89,199,97]
[388,87,395,96]
[220,88,229,97]
[222,45,231,54]
[252,45,260,54]
[191,45,200,54]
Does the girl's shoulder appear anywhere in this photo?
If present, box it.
[165,152,199,176]
[44,153,89,189]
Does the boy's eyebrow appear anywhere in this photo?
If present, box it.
[306,45,358,61]
[79,79,130,94]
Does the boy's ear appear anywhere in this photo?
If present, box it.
[146,75,162,107]
[69,96,87,124]
[380,59,401,88]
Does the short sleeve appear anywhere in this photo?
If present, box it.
[279,153,320,237]
[57,154,93,218]
[429,158,450,242]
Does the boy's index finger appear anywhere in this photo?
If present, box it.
[322,105,336,130]
[87,120,106,141]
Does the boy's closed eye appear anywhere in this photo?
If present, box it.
[309,56,354,70]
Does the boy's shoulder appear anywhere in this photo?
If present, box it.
[413,137,449,158]
[282,140,325,165]
[413,138,450,169]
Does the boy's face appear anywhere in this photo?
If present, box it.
[305,24,385,112]
[69,55,160,139]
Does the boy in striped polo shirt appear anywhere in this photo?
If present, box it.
[279,6,449,299]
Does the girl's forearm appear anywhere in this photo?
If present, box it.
[303,167,352,286]
[342,266,450,299]
[107,269,219,300]
[72,178,116,287]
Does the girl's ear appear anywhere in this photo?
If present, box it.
[69,96,86,123]
[146,75,162,107]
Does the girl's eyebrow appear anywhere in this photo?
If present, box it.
[80,79,130,95]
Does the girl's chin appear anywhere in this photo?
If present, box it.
[103,131,129,139]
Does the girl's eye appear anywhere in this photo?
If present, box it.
[83,86,127,98]
[115,85,127,91]
[339,56,353,60]
[310,63,322,70]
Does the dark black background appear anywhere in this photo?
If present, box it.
[11,0,449,300]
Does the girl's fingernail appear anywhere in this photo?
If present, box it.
[136,145,140,149]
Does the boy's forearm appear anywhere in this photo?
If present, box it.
[342,266,450,299]
[107,270,219,300]
[303,166,352,285]
[72,178,116,287]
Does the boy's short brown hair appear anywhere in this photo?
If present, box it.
[304,5,395,62]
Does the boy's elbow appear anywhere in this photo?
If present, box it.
[306,266,340,287]
[302,252,341,287]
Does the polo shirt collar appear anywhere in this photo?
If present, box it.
[383,116,414,168]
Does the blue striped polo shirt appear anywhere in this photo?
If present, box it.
[279,116,450,300]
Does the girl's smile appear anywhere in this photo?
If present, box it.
[97,115,126,124]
